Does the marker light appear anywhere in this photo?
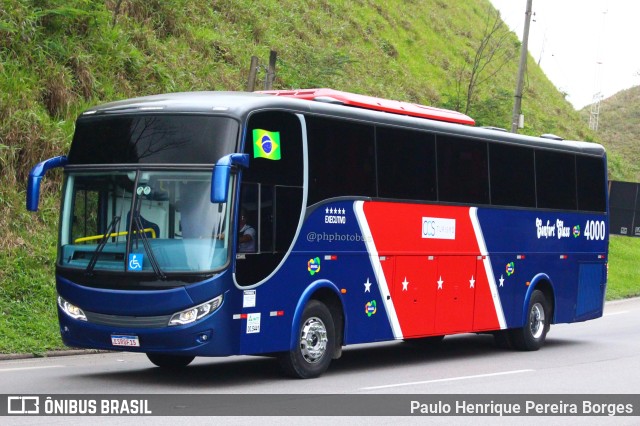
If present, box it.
[57,296,87,321]
[169,295,223,326]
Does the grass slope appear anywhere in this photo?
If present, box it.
[581,85,640,183]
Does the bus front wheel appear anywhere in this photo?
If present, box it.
[279,300,335,379]
[510,290,551,351]
[146,353,195,369]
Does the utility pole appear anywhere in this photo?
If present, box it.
[589,10,607,132]
[511,0,533,133]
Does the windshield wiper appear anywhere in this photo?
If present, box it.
[130,199,166,280]
[85,215,121,275]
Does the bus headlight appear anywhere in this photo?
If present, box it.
[57,296,87,321]
[168,295,223,326]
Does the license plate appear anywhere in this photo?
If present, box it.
[111,335,140,347]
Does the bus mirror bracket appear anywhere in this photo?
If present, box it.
[26,155,68,212]
[211,153,250,203]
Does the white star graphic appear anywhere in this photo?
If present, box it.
[364,278,372,292]
[325,207,329,214]
[499,275,505,287]
[402,277,409,291]
[469,275,475,288]
[437,276,444,290]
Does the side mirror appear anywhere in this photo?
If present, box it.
[26,156,68,212]
[211,154,250,203]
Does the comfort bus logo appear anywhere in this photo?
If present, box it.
[252,129,281,160]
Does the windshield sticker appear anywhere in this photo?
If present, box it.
[128,254,143,271]
[253,129,281,160]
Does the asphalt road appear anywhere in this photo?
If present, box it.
[1,297,639,425]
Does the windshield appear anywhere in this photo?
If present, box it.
[59,170,232,274]
[68,115,239,165]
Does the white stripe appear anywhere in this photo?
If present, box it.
[469,207,507,329]
[354,201,403,339]
[0,365,64,373]
[360,369,534,390]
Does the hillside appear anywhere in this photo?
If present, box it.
[582,85,640,182]
[0,0,625,353]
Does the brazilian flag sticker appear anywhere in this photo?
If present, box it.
[253,129,281,160]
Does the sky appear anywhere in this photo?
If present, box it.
[490,0,640,110]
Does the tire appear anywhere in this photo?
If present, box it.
[509,289,551,351]
[279,300,335,379]
[146,353,195,369]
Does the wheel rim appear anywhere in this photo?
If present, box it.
[529,302,546,339]
[299,316,328,364]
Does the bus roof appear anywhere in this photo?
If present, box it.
[258,88,476,126]
[79,91,605,157]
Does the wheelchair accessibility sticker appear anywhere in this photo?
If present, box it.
[128,254,143,271]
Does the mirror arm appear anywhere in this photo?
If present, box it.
[26,156,68,212]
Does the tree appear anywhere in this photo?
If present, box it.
[451,6,517,115]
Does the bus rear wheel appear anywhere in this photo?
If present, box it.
[509,290,551,351]
[279,300,335,379]
[146,353,195,369]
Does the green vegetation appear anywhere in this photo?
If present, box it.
[0,0,637,354]
[581,86,640,183]
[607,236,640,300]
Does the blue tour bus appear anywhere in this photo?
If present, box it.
[27,89,609,378]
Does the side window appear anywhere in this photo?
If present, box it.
[536,150,577,210]
[238,184,303,254]
[238,183,262,253]
[489,143,536,207]
[576,155,606,212]
[437,135,489,204]
[377,126,437,201]
[243,112,303,187]
[306,116,376,205]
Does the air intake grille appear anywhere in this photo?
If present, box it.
[85,311,171,328]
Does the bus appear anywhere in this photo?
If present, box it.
[27,89,608,378]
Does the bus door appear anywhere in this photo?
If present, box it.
[387,256,438,338]
[234,111,304,354]
[434,255,476,334]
